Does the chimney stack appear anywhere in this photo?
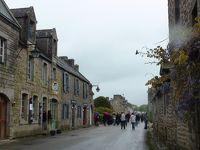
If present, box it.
[59,56,68,63]
[67,59,74,68]
[74,64,79,71]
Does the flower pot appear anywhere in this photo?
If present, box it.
[56,129,62,134]
[50,130,56,136]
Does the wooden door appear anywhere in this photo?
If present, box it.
[0,95,7,139]
[71,104,75,128]
[83,107,87,125]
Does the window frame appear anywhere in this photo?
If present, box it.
[32,95,38,120]
[77,106,82,118]
[28,19,36,42]
[42,62,48,85]
[63,72,70,93]
[62,103,69,120]
[52,68,56,81]
[0,37,6,64]
[21,93,28,120]
[27,56,34,81]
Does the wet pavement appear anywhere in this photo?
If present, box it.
[0,122,147,150]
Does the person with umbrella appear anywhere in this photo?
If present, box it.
[103,112,109,126]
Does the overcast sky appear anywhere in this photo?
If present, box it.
[5,0,169,106]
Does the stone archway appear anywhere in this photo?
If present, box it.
[0,94,8,139]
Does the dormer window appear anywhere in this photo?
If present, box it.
[53,39,57,56]
[28,20,35,42]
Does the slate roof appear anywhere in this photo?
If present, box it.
[54,56,90,84]
[36,28,58,40]
[10,6,36,22]
[0,0,21,28]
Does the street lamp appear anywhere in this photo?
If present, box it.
[92,85,100,92]
[16,43,41,58]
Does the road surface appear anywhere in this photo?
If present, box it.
[0,122,147,150]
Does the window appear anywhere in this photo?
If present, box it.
[63,73,70,93]
[77,106,82,118]
[21,93,28,120]
[28,56,34,80]
[53,39,57,56]
[74,78,80,96]
[42,62,48,85]
[175,0,180,24]
[74,78,76,95]
[52,68,56,81]
[192,1,197,25]
[28,20,35,42]
[62,104,69,119]
[77,79,80,95]
[32,96,38,120]
[83,83,88,99]
[0,38,5,63]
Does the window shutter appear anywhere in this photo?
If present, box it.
[74,78,76,95]
[85,84,88,98]
[63,73,67,93]
[67,75,70,92]
[77,80,80,95]
[83,83,85,99]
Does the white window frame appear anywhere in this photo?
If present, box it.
[0,38,5,63]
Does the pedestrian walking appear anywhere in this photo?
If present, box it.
[144,113,148,129]
[120,112,126,129]
[130,113,136,130]
[112,113,116,126]
[116,113,121,125]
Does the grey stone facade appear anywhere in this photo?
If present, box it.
[110,95,128,113]
[150,0,200,149]
[0,0,94,139]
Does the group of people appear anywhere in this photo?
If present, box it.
[117,112,148,130]
[94,111,148,130]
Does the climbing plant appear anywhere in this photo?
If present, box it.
[136,17,200,120]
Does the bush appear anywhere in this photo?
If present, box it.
[94,107,113,114]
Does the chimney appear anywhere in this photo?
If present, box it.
[67,59,74,68]
[74,64,79,71]
[59,56,68,63]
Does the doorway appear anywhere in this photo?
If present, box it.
[71,103,75,128]
[83,106,87,125]
[50,99,58,129]
[0,94,7,139]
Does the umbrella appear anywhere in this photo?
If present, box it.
[103,112,109,116]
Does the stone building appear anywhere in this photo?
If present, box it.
[0,0,94,140]
[110,95,128,113]
[0,0,21,139]
[150,0,200,149]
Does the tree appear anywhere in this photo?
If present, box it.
[134,104,148,112]
[94,96,112,108]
